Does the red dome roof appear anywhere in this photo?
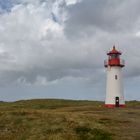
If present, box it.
[107,46,121,55]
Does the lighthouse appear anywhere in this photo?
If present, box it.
[104,46,125,107]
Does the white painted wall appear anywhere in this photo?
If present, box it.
[105,66,125,105]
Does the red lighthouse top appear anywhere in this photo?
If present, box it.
[104,46,125,67]
[107,46,121,55]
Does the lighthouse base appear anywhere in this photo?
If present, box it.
[105,104,126,108]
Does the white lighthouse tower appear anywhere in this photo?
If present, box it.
[104,46,125,107]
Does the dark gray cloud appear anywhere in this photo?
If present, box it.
[64,0,140,79]
[65,0,140,38]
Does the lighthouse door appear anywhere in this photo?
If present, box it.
[115,97,119,107]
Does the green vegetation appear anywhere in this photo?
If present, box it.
[0,99,139,140]
[75,126,112,140]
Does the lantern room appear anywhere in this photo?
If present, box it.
[104,46,125,67]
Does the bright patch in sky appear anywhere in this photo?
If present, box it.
[66,0,80,5]
[135,31,140,37]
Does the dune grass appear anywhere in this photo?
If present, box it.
[0,99,139,140]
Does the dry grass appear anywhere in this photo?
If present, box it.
[0,99,139,140]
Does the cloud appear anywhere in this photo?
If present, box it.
[0,0,140,100]
[0,0,102,87]
[65,0,140,37]
[64,0,140,78]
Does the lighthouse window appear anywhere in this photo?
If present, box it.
[115,75,118,80]
[111,54,119,59]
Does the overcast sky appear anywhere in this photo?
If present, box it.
[0,0,140,101]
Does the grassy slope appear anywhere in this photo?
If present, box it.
[0,99,139,140]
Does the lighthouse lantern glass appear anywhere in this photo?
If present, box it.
[109,54,119,59]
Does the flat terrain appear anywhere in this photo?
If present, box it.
[0,99,139,140]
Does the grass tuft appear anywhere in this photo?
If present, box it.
[75,126,112,140]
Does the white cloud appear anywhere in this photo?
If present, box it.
[1,0,98,86]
